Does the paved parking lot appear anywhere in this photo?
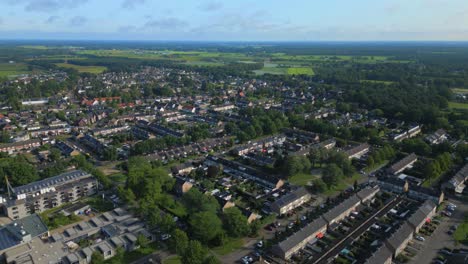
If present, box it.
[409,198,468,264]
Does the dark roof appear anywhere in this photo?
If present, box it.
[271,188,310,209]
[407,200,436,228]
[364,245,392,264]
[388,153,418,174]
[344,143,370,157]
[322,195,361,223]
[13,170,91,196]
[448,164,468,187]
[356,186,380,201]
[273,217,327,255]
[0,214,48,251]
[386,222,413,252]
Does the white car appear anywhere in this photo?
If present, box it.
[256,241,264,248]
[415,235,425,242]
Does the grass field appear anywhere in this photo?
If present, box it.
[163,256,182,264]
[254,67,287,75]
[448,101,468,110]
[360,80,395,85]
[289,170,321,186]
[212,237,244,255]
[452,88,468,94]
[0,62,32,77]
[55,63,107,74]
[454,215,468,245]
[323,173,362,197]
[287,67,314,75]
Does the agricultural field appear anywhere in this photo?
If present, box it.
[360,80,395,85]
[451,88,468,94]
[55,63,107,74]
[287,67,314,75]
[0,62,34,77]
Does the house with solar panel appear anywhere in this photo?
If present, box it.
[0,170,98,220]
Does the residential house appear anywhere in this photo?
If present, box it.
[270,188,311,215]
[343,143,370,160]
[425,129,448,145]
[387,153,418,175]
[442,164,468,194]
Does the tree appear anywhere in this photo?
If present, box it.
[91,251,105,264]
[312,179,327,193]
[49,148,61,162]
[207,165,221,178]
[322,164,343,187]
[137,234,150,248]
[181,240,207,264]
[172,229,189,255]
[204,255,222,264]
[0,131,10,143]
[108,247,125,264]
[182,188,219,214]
[189,211,223,244]
[103,147,118,161]
[223,207,250,238]
[366,156,375,168]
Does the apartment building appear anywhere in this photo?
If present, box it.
[1,170,97,219]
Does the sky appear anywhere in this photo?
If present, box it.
[0,0,467,41]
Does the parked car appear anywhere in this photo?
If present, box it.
[440,249,453,256]
[415,235,425,242]
[442,211,452,217]
[447,203,457,208]
[256,241,264,248]
[160,234,171,241]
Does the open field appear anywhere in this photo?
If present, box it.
[360,80,395,85]
[448,101,468,109]
[212,237,244,255]
[55,63,107,73]
[0,62,32,77]
[452,88,468,94]
[287,67,314,75]
[163,256,181,264]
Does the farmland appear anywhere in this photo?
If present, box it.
[55,63,107,74]
[0,62,34,77]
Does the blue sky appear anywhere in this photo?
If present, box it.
[0,0,467,41]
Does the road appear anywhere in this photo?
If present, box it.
[408,197,468,264]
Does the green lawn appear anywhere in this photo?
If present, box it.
[364,160,389,173]
[323,173,362,197]
[289,171,321,186]
[454,215,468,245]
[212,237,244,255]
[163,256,182,264]
[122,242,160,263]
[109,173,127,183]
[449,102,468,110]
[87,196,115,212]
[55,63,107,74]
